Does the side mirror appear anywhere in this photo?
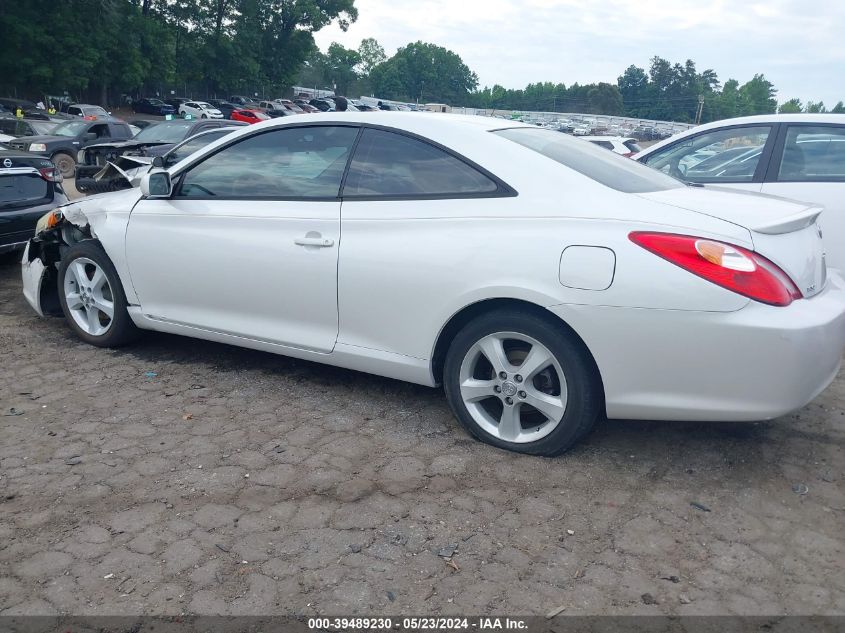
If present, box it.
[151,155,165,168]
[140,169,172,198]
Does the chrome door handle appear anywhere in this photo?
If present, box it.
[295,236,334,247]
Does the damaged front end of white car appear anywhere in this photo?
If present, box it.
[21,188,141,316]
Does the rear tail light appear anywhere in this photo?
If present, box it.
[622,152,635,158]
[39,166,62,183]
[629,231,802,307]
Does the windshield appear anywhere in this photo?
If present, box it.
[134,121,193,143]
[51,121,90,137]
[165,130,232,166]
[85,106,109,116]
[31,121,59,135]
[493,127,682,193]
[197,102,212,109]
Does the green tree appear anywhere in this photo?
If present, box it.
[805,100,826,113]
[779,98,803,113]
[738,74,777,115]
[370,41,477,104]
[357,38,386,75]
[832,101,845,114]
[323,42,360,94]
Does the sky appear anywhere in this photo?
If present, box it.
[314,0,845,107]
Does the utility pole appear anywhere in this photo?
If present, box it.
[695,95,705,125]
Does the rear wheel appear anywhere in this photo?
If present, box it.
[58,241,140,347]
[52,152,76,179]
[444,309,600,456]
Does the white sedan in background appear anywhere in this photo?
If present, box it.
[178,101,224,119]
[21,113,845,456]
[635,114,845,270]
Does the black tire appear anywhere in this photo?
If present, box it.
[57,240,140,347]
[443,308,601,456]
[52,151,76,180]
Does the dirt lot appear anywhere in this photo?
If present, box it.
[0,257,844,617]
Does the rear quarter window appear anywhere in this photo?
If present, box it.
[494,128,682,193]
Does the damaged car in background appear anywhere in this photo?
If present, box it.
[75,120,244,193]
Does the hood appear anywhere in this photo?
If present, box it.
[15,135,66,145]
[637,186,822,236]
[85,139,171,152]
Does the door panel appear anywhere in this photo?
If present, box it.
[125,198,341,352]
[123,124,359,354]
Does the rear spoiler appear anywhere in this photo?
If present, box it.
[752,206,824,235]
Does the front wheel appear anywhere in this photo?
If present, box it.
[57,241,140,347]
[443,309,600,456]
[52,152,76,179]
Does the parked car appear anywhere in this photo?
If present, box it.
[350,99,376,112]
[230,109,271,124]
[166,97,192,111]
[230,95,258,107]
[0,98,39,115]
[75,127,241,193]
[309,98,335,112]
[127,119,157,130]
[66,104,111,119]
[275,99,305,114]
[179,101,224,120]
[132,98,176,117]
[293,99,320,113]
[258,101,290,118]
[634,114,845,270]
[582,136,642,157]
[6,118,133,178]
[0,145,66,255]
[207,99,238,119]
[75,119,246,192]
[0,117,61,138]
[21,113,845,456]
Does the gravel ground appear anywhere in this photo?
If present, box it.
[0,256,844,617]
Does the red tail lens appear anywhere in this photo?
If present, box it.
[622,152,635,158]
[38,167,62,183]
[629,231,802,307]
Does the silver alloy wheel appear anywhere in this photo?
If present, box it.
[63,257,115,336]
[458,331,568,443]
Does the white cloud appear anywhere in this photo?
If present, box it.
[315,0,845,107]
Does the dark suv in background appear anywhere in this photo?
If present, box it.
[8,118,133,178]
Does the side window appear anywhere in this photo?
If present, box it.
[590,141,614,150]
[642,126,771,183]
[176,125,358,199]
[90,124,110,138]
[342,128,499,197]
[778,126,845,182]
[68,106,81,117]
[0,119,16,135]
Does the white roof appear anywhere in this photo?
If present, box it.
[637,113,845,157]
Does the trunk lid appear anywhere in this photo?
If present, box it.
[638,186,828,299]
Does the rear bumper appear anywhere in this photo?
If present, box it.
[550,272,845,421]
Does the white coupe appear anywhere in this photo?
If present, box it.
[21,113,845,455]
